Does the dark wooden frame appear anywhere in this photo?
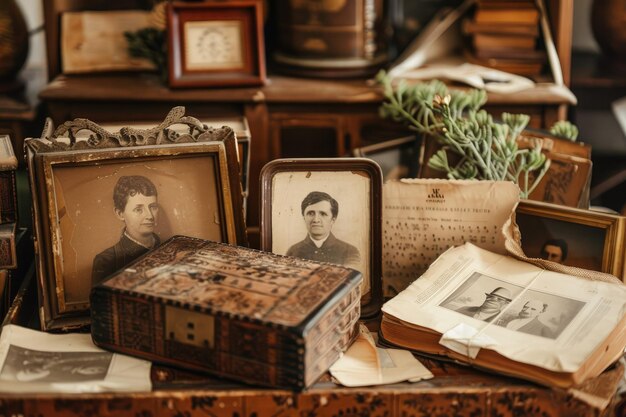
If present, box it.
[352,135,421,182]
[260,158,383,318]
[25,107,248,331]
[516,200,625,280]
[167,0,266,88]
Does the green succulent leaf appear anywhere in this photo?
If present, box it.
[427,149,450,172]
[550,120,579,141]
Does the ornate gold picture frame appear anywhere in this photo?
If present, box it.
[26,107,247,331]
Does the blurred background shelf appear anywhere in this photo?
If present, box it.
[570,51,626,214]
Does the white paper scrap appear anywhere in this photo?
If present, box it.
[329,326,433,387]
[439,323,498,359]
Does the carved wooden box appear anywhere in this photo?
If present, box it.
[91,235,362,389]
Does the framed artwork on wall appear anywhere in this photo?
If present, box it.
[167,1,266,88]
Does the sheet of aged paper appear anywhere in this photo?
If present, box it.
[62,11,155,74]
[382,243,626,373]
[0,325,151,393]
[329,325,433,387]
[383,179,519,297]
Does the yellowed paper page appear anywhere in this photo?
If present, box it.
[383,179,520,296]
[62,11,155,74]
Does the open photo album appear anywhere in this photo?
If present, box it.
[381,243,626,388]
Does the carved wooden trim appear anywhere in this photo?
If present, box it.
[30,106,233,152]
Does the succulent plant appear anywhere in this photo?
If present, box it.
[124,1,168,83]
[376,71,557,199]
[549,120,579,141]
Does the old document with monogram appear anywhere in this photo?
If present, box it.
[91,235,362,390]
[382,179,519,297]
[380,243,626,392]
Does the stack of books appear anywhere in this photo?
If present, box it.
[463,0,545,76]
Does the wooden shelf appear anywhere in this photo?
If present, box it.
[571,51,626,89]
[40,72,575,107]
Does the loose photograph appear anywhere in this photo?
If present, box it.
[0,345,112,383]
[0,324,152,393]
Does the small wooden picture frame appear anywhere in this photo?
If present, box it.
[260,158,383,318]
[516,200,626,280]
[25,108,248,331]
[352,135,421,182]
[167,0,266,88]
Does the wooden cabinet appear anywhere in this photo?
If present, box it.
[39,0,575,246]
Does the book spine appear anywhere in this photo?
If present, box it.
[363,0,376,59]
[0,171,17,225]
[0,223,16,269]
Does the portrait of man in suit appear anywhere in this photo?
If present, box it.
[504,299,554,338]
[91,175,161,286]
[286,191,360,268]
[540,238,568,264]
[454,286,513,322]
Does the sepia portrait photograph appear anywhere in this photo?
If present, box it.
[270,171,370,281]
[517,213,605,270]
[439,272,524,323]
[260,158,383,318]
[51,155,226,308]
[494,289,586,340]
[515,200,625,277]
